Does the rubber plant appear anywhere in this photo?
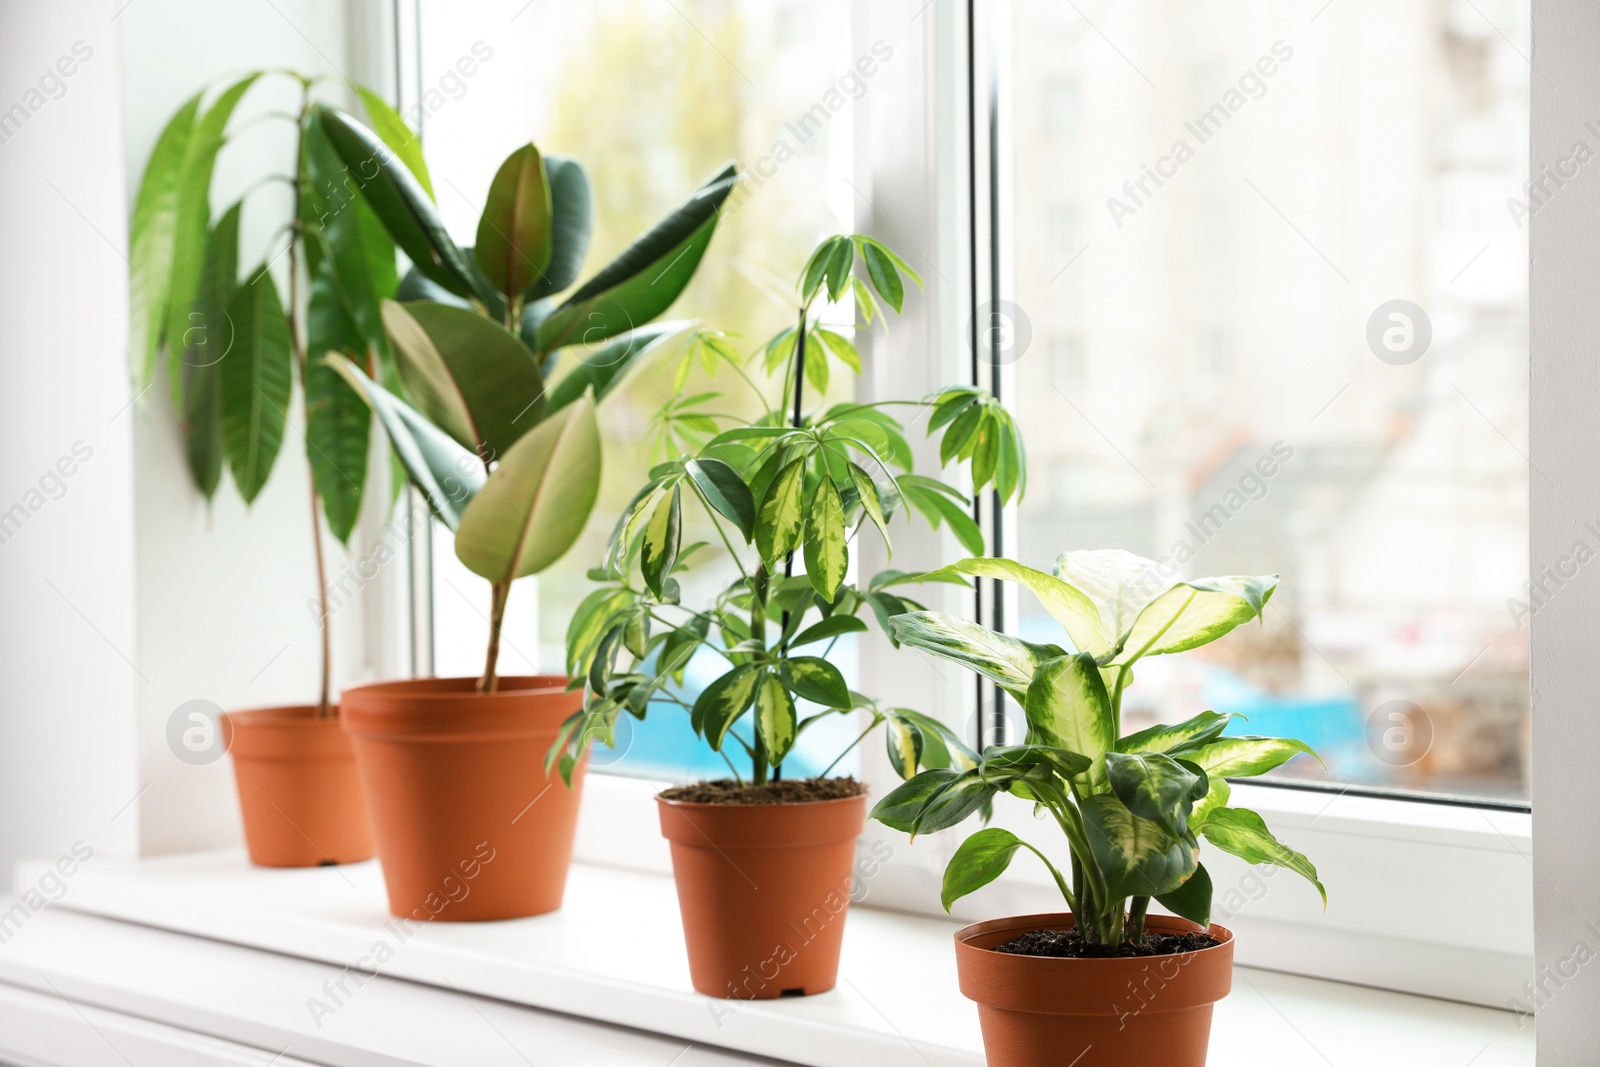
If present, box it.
[129,74,422,717]
[873,549,1326,941]
[551,232,1029,789]
[316,109,738,691]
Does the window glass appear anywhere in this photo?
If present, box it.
[419,0,860,780]
[1006,1,1530,800]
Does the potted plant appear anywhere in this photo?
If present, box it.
[553,233,1029,997]
[130,75,422,866]
[319,110,736,921]
[873,550,1325,1066]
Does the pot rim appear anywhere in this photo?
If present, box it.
[223,705,344,726]
[342,674,572,702]
[956,911,1235,962]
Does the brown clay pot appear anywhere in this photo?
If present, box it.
[341,676,586,922]
[223,706,374,868]
[954,912,1234,1067]
[657,792,867,998]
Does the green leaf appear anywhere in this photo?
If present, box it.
[326,356,485,528]
[219,267,291,503]
[887,708,980,771]
[179,201,240,498]
[1118,711,1237,755]
[941,827,1025,911]
[939,401,985,468]
[692,664,762,747]
[1200,807,1325,905]
[526,155,593,301]
[1157,861,1213,929]
[870,768,993,836]
[860,241,904,313]
[640,486,681,598]
[566,587,632,677]
[1188,736,1321,779]
[755,458,806,561]
[685,457,755,540]
[938,557,1109,658]
[791,614,868,648]
[1105,751,1203,841]
[1118,574,1279,663]
[353,84,434,199]
[317,106,489,303]
[537,164,737,352]
[382,300,546,460]
[129,91,201,390]
[914,488,986,555]
[453,393,603,582]
[304,357,371,543]
[1190,777,1230,828]
[546,321,690,412]
[165,75,260,406]
[781,656,852,708]
[756,673,798,765]
[823,235,855,302]
[475,143,553,304]
[884,714,923,778]
[804,475,848,598]
[815,328,862,372]
[995,413,1024,504]
[1023,653,1115,789]
[800,236,844,302]
[888,611,1063,701]
[1082,794,1197,900]
[302,112,391,367]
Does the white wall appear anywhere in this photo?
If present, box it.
[0,0,141,889]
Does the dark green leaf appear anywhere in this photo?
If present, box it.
[526,155,593,300]
[304,357,371,543]
[692,664,762,748]
[475,143,553,303]
[781,656,852,708]
[1082,794,1197,900]
[685,456,755,540]
[129,90,201,390]
[219,267,291,503]
[640,486,682,598]
[179,202,240,498]
[353,84,434,199]
[1105,751,1203,841]
[791,614,868,648]
[1156,861,1213,929]
[860,241,904,313]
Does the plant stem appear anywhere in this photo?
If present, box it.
[749,564,771,786]
[1128,896,1150,943]
[478,580,509,693]
[287,95,333,719]
[767,307,810,783]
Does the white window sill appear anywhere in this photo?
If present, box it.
[6,851,1533,1066]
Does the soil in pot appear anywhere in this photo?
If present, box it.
[657,778,868,999]
[994,927,1221,959]
[224,706,374,868]
[955,912,1234,1067]
[341,676,585,922]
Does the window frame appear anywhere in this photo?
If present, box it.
[401,0,1536,1009]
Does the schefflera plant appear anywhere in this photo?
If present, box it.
[553,234,1028,788]
[874,550,1326,945]
[318,112,737,692]
[129,75,427,715]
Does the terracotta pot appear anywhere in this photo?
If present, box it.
[657,792,867,998]
[223,706,374,868]
[954,912,1234,1067]
[341,676,586,922]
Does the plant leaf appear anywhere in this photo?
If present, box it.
[453,393,603,581]
[888,611,1064,701]
[804,475,848,598]
[756,672,798,765]
[937,557,1109,658]
[685,456,755,540]
[1118,710,1237,755]
[860,241,904,313]
[781,656,852,708]
[382,300,546,460]
[1156,861,1213,928]
[536,164,737,352]
[353,84,434,199]
[219,267,291,503]
[1200,807,1325,905]
[1081,794,1197,900]
[129,90,201,390]
[1023,653,1116,789]
[1118,574,1279,663]
[180,201,240,498]
[526,155,593,301]
[640,486,682,598]
[1105,751,1203,841]
[692,664,762,748]
[791,614,868,649]
[317,106,490,303]
[475,143,553,303]
[941,827,1024,911]
[1187,736,1321,779]
[870,768,993,836]
[754,458,806,560]
[304,357,370,543]
[326,355,485,529]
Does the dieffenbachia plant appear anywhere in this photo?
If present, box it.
[551,234,1029,787]
[129,74,424,715]
[317,114,737,692]
[873,550,1325,944]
